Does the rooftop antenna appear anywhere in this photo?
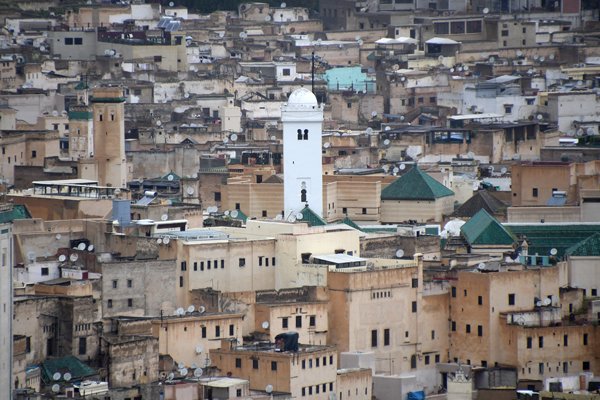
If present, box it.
[311,51,315,94]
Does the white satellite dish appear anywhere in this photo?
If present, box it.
[383,139,391,146]
[169,1,174,6]
[53,372,62,381]
[239,32,248,39]
[191,363,198,369]
[156,120,162,127]
[78,242,86,251]
[281,2,287,7]
[395,249,404,258]
[482,7,489,13]
[489,56,495,63]
[266,384,274,394]
[230,133,238,142]
[550,248,558,256]
[167,174,174,181]
[70,253,79,262]
[199,305,206,313]
[371,111,378,118]
[87,244,94,252]
[157,238,163,245]
[262,321,270,329]
[231,210,239,218]
[52,110,58,117]
[543,297,552,306]
[296,212,304,220]
[187,305,195,313]
[323,142,331,148]
[477,263,486,270]
[63,373,72,382]
[176,307,185,316]
[399,163,406,170]
[539,56,546,62]
[438,55,444,63]
[195,344,204,354]
[392,64,400,71]
[163,237,170,245]
[357,39,364,46]
[224,210,230,216]
[187,186,195,195]
[536,114,543,121]
[393,167,400,174]
[223,137,229,144]
[549,53,555,60]
[384,126,391,131]
[516,50,523,57]
[382,165,390,172]
[58,254,67,262]
[289,215,297,223]
[194,368,203,377]
[167,372,175,381]
[55,233,61,240]
[52,384,60,393]
[275,214,283,221]
[180,368,188,376]
[464,65,469,71]
[264,15,271,21]
[207,206,218,213]
[366,127,373,135]
[270,135,277,141]
[536,300,543,307]
[161,214,168,221]
[178,361,185,369]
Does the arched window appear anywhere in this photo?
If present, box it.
[301,189,307,202]
[297,129,302,140]
[303,129,308,140]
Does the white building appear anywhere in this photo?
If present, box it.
[282,87,324,217]
[0,205,15,400]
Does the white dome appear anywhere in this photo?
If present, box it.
[287,87,318,106]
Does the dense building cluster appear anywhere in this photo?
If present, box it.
[1,0,600,399]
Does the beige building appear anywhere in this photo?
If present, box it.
[511,162,573,207]
[0,130,60,185]
[211,343,338,398]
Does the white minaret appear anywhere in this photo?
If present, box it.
[282,88,324,218]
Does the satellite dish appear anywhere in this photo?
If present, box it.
[264,15,271,21]
[223,137,229,144]
[366,127,373,135]
[450,67,455,73]
[400,76,406,82]
[400,116,405,121]
[167,174,174,181]
[176,307,185,316]
[70,253,78,262]
[187,186,195,195]
[384,126,391,131]
[199,305,206,314]
[382,165,390,172]
[187,305,195,313]
[53,372,62,381]
[289,215,297,223]
[399,163,406,170]
[193,368,203,378]
[281,2,287,7]
[275,214,283,221]
[157,238,163,244]
[536,114,543,121]
[52,110,58,117]
[167,372,175,381]
[482,7,489,13]
[64,373,72,382]
[549,53,555,60]
[27,251,36,261]
[77,242,86,251]
[266,384,274,394]
[231,210,239,218]
[392,167,399,174]
[169,1,174,6]
[489,56,495,63]
[86,244,94,252]
[239,32,248,39]
[52,384,60,393]
[224,210,230,216]
[180,368,188,376]
[207,206,218,213]
[357,39,364,46]
[55,233,61,240]
[464,65,469,71]
[191,363,198,369]
[270,135,277,141]
[543,297,552,306]
[58,254,67,262]
[536,300,543,307]
[392,64,400,71]
[156,120,162,127]
[161,214,168,221]
[477,263,486,270]
[230,133,238,141]
[195,345,204,354]
[178,361,185,369]
[296,212,304,220]
[371,111,378,118]
[539,56,546,62]
[395,249,404,258]
[438,55,444,63]
[262,321,270,329]
[323,142,331,148]
[383,139,391,146]
[550,248,558,256]
[516,50,523,57]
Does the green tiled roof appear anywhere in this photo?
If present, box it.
[231,209,247,222]
[461,209,516,246]
[296,205,326,227]
[68,110,93,120]
[340,216,363,231]
[381,166,454,201]
[0,205,31,224]
[507,224,600,259]
[565,233,600,257]
[162,171,180,181]
[41,355,97,384]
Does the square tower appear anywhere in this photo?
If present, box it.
[281,88,324,217]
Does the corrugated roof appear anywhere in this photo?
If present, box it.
[565,233,600,257]
[381,166,454,200]
[460,209,516,246]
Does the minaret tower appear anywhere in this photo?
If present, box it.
[282,88,324,217]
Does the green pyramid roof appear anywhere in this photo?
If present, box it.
[296,205,326,227]
[0,204,31,224]
[460,209,516,246]
[381,166,454,201]
[340,216,363,231]
[565,232,600,257]
[231,209,247,222]
[41,355,97,384]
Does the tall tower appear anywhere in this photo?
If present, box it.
[91,86,127,188]
[282,88,324,217]
[0,205,15,400]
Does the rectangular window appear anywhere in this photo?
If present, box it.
[527,337,532,348]
[107,299,113,308]
[74,37,83,45]
[451,321,456,331]
[78,337,87,355]
[296,315,302,328]
[302,360,306,369]
[41,267,49,276]
[181,261,187,271]
[272,257,276,266]
[425,355,430,365]
[253,359,259,369]
[583,361,590,371]
[259,257,263,266]
[466,20,482,33]
[215,325,221,337]
[539,336,544,348]
[221,260,225,269]
[208,260,211,270]
[450,21,465,34]
[193,262,197,271]
[532,188,538,197]
[112,280,118,289]
[282,68,291,76]
[539,363,544,374]
[435,354,440,363]
[330,355,333,365]
[282,317,289,329]
[434,22,449,34]
[239,258,245,267]
[508,293,515,305]
[362,207,367,214]
[235,358,241,368]
[431,330,435,340]
[412,278,418,288]
[478,296,482,305]
[412,301,417,313]
[466,324,471,334]
[127,279,132,288]
[584,333,588,345]
[309,315,316,327]
[179,276,183,287]
[501,29,509,36]
[31,150,37,158]
[342,207,347,214]
[202,326,206,338]
[65,37,74,45]
[271,361,277,371]
[371,329,378,347]
[384,329,390,346]
[214,192,221,201]
[200,262,204,271]
[504,105,513,114]
[229,324,234,336]
[451,287,456,297]
[563,362,568,373]
[563,334,568,347]
[127,298,133,307]
[477,325,483,337]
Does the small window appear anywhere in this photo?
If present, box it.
[296,315,302,328]
[271,361,277,371]
[501,29,509,36]
[583,361,590,371]
[193,262,197,271]
[181,261,187,271]
[371,329,378,347]
[154,55,162,62]
[31,150,37,158]
[239,258,246,267]
[412,301,417,313]
[451,321,456,331]
[78,337,87,355]
[425,355,430,365]
[477,325,483,337]
[532,188,538,198]
[302,360,306,369]
[127,298,133,307]
[107,299,113,308]
[504,105,513,114]
[282,317,289,329]
[410,355,417,369]
[309,315,316,327]
[229,324,234,336]
[451,287,456,297]
[584,333,588,345]
[412,278,418,288]
[508,293,515,305]
[362,207,367,215]
[252,359,259,369]
[342,207,347,214]
[262,210,267,217]
[347,102,352,108]
[215,325,220,337]
[179,276,183,287]
[466,324,471,334]
[74,37,83,45]
[65,37,74,45]
[214,192,221,201]
[384,329,390,346]
[112,280,118,289]
[539,336,544,348]
[527,336,532,348]
[235,358,241,368]
[221,260,225,269]
[41,267,49,276]
[201,326,206,338]
[282,68,291,76]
